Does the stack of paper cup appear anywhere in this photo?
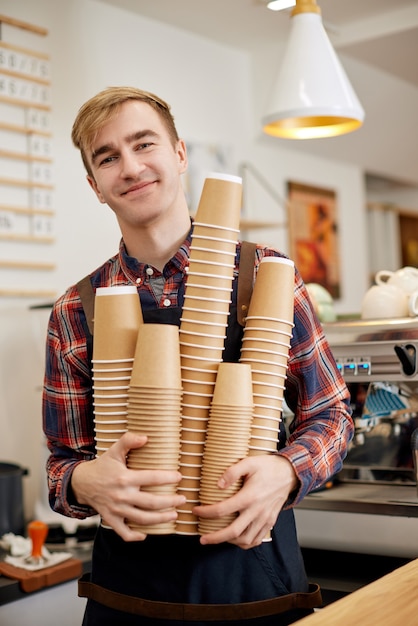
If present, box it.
[92,286,143,456]
[177,173,242,534]
[126,324,183,535]
[239,257,295,455]
[197,363,253,535]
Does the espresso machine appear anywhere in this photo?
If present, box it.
[324,316,418,485]
[294,316,418,559]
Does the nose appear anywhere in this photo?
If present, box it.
[119,151,145,178]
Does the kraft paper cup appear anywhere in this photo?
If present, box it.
[247,257,295,322]
[211,362,253,408]
[189,246,236,265]
[130,324,182,389]
[244,318,294,335]
[183,294,232,312]
[93,286,143,361]
[193,173,242,229]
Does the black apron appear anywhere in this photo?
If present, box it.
[81,306,317,625]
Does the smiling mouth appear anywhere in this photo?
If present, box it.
[122,180,155,196]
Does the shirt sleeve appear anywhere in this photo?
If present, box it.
[42,286,97,519]
[278,267,354,505]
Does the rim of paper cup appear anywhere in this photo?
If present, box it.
[250,434,279,443]
[182,379,216,387]
[179,351,222,361]
[189,258,235,269]
[94,411,128,416]
[206,172,242,184]
[260,257,294,268]
[92,358,135,363]
[92,367,133,373]
[182,283,233,293]
[180,367,218,376]
[182,426,207,433]
[179,463,203,470]
[253,404,283,413]
[180,341,222,351]
[240,347,289,358]
[252,414,282,422]
[181,403,211,411]
[93,402,129,407]
[242,325,293,337]
[180,439,205,445]
[252,380,287,390]
[92,375,131,381]
[191,234,237,245]
[179,318,227,329]
[190,245,236,257]
[182,306,230,317]
[93,385,129,391]
[96,285,138,295]
[180,330,227,340]
[185,294,231,304]
[251,424,279,433]
[186,270,234,281]
[246,366,287,376]
[245,316,295,326]
[182,390,213,398]
[94,419,127,424]
[240,357,290,367]
[242,337,291,349]
[249,444,277,452]
[93,393,129,399]
[95,428,127,434]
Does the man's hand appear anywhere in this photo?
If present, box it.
[193,454,298,549]
[71,432,186,541]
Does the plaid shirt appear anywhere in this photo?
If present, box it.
[43,227,353,519]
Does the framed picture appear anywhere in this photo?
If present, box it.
[287,181,341,298]
[398,211,418,267]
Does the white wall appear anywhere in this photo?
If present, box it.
[0,0,382,520]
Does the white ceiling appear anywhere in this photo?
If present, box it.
[98,0,418,87]
[97,0,418,189]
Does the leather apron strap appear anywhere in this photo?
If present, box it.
[78,574,322,621]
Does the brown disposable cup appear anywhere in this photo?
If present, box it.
[187,258,235,278]
[188,246,236,266]
[183,294,232,313]
[211,362,253,407]
[193,173,242,230]
[130,324,182,389]
[244,318,294,335]
[180,440,205,455]
[93,286,143,361]
[247,257,294,322]
[190,232,237,254]
[240,347,289,367]
[179,343,225,361]
[180,426,207,442]
[185,271,234,291]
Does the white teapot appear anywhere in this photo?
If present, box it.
[375,266,418,295]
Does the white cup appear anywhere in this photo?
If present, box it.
[375,266,418,295]
[361,284,408,319]
[408,290,418,316]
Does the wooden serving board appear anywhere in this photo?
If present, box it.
[0,558,82,593]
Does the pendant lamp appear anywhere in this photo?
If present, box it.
[262,0,365,139]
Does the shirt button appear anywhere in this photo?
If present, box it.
[146,267,154,276]
[136,277,141,284]
[163,298,171,307]
[184,266,189,273]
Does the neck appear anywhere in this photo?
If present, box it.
[121,209,191,271]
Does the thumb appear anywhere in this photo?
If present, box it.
[113,431,148,457]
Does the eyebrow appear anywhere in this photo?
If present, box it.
[91,129,159,164]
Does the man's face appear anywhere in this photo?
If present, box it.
[86,100,187,229]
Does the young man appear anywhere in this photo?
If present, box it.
[43,86,353,625]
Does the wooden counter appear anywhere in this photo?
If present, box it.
[294,558,418,625]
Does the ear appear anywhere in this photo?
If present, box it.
[176,139,188,174]
[87,174,106,204]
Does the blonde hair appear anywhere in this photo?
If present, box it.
[71,86,179,176]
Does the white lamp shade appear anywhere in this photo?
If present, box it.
[263,12,365,139]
